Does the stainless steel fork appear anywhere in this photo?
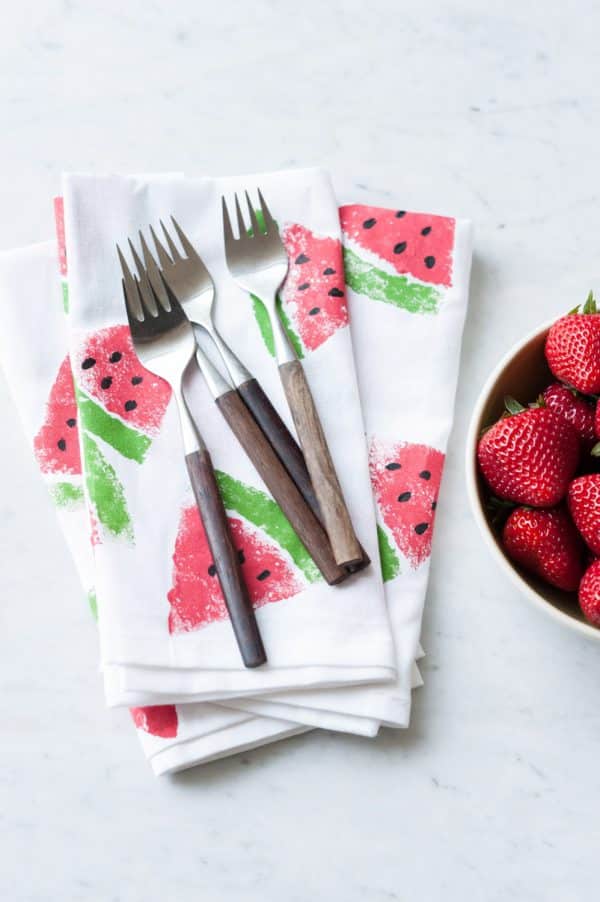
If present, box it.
[222,189,364,570]
[117,243,266,668]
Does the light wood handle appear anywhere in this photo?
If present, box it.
[185,448,266,668]
[215,389,348,585]
[278,360,363,568]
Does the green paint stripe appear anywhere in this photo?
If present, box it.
[76,388,151,463]
[49,481,85,508]
[61,282,69,314]
[377,524,401,583]
[83,432,134,540]
[215,470,321,584]
[87,588,98,620]
[276,294,304,360]
[251,295,275,357]
[343,247,441,314]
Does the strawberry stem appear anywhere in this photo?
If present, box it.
[583,290,597,315]
[591,442,600,458]
[504,396,526,416]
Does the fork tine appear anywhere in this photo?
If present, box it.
[256,187,276,233]
[149,224,174,270]
[244,190,262,236]
[221,196,236,248]
[128,239,159,316]
[234,193,248,239]
[117,244,143,322]
[139,231,171,310]
[170,216,199,260]
[160,219,182,262]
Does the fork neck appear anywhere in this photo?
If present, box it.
[171,385,206,455]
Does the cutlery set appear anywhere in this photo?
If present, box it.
[117,188,369,667]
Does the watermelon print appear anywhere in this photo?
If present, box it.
[82,431,133,541]
[370,438,445,569]
[74,325,171,438]
[130,705,178,739]
[34,355,81,476]
[168,508,303,633]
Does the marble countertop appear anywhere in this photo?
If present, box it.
[2,1,600,899]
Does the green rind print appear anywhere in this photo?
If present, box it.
[251,295,275,357]
[377,524,401,582]
[87,588,98,620]
[83,432,133,540]
[61,283,69,314]
[49,481,85,508]
[76,388,151,464]
[276,295,304,360]
[343,247,441,314]
[215,470,321,584]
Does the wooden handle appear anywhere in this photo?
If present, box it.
[185,448,266,668]
[279,360,363,568]
[238,378,370,575]
[215,389,348,585]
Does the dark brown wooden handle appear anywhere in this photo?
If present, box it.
[215,389,348,585]
[279,360,363,568]
[185,448,266,668]
[238,378,370,575]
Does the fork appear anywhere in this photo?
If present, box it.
[117,244,266,668]
[131,227,346,585]
[222,189,364,569]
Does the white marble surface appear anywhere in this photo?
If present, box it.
[2,1,600,899]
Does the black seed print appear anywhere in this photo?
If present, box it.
[257,569,271,581]
[124,400,137,412]
[309,307,321,316]
[385,462,401,470]
[328,287,344,298]
[208,563,217,577]
[395,211,406,218]
[101,376,113,390]
[394,241,407,254]
[298,283,310,291]
[238,550,245,565]
[81,357,96,370]
[109,351,122,363]
[431,500,437,510]
[415,523,429,535]
[421,226,432,236]
[295,253,310,264]
[131,376,143,385]
[66,418,76,428]
[424,256,435,269]
[398,491,411,502]
[323,267,335,275]
[419,470,431,480]
[363,218,377,229]
[57,438,67,451]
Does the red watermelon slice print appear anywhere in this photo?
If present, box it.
[34,355,81,476]
[168,506,303,633]
[369,438,445,569]
[131,705,178,738]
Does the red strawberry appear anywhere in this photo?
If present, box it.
[542,383,596,450]
[567,474,600,555]
[502,506,584,591]
[477,398,580,507]
[578,559,600,625]
[545,292,600,394]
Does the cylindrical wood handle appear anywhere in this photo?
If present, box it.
[185,448,266,668]
[215,389,348,585]
[238,378,370,575]
[279,360,363,568]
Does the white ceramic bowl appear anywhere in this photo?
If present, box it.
[466,319,600,641]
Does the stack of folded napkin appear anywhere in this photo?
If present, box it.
[0,168,472,775]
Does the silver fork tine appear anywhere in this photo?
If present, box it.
[139,231,171,311]
[117,243,143,322]
[170,216,200,260]
[221,196,235,248]
[257,187,276,233]
[160,219,182,261]
[234,193,247,239]
[150,224,174,270]
[128,239,159,316]
[244,190,262,236]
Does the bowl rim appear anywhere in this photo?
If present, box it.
[465,317,600,642]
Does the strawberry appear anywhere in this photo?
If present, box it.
[578,559,600,625]
[477,398,580,507]
[502,506,584,591]
[542,383,596,450]
[545,292,600,394]
[567,474,600,555]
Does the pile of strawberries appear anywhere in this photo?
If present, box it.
[477,293,600,626]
